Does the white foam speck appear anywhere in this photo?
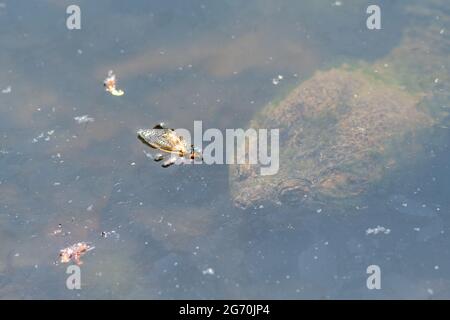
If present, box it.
[1,86,11,94]
[366,226,391,235]
[74,115,94,124]
[202,268,215,275]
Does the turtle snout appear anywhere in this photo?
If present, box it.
[277,179,312,205]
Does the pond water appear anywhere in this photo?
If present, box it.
[0,0,449,299]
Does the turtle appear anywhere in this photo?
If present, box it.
[137,123,202,168]
[230,0,450,212]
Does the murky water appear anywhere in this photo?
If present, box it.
[1,0,449,299]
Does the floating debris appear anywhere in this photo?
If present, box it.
[101,230,120,240]
[74,115,94,124]
[32,132,44,143]
[388,195,437,218]
[366,226,391,235]
[202,267,215,275]
[1,85,11,94]
[272,75,283,85]
[59,242,94,265]
[50,224,69,237]
[32,130,55,143]
[137,123,202,168]
[103,70,124,96]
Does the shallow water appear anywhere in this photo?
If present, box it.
[0,0,449,299]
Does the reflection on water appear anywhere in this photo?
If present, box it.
[0,0,449,298]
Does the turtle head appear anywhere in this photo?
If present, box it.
[231,165,314,210]
[276,178,313,206]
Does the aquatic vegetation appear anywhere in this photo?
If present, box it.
[59,242,94,265]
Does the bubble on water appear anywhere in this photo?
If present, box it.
[74,115,94,124]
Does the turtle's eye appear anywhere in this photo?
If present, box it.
[278,179,312,205]
[279,187,306,205]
